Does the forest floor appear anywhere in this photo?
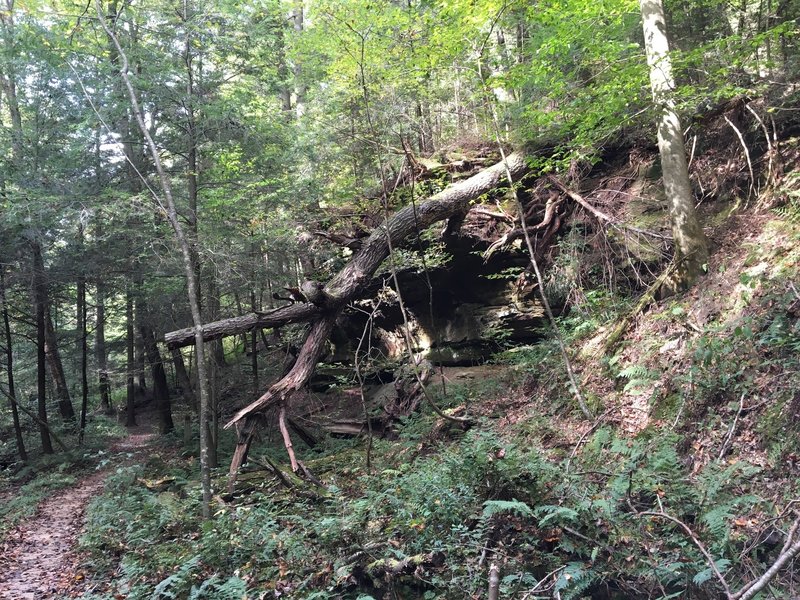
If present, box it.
[0,425,156,600]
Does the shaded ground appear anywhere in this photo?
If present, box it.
[0,426,155,600]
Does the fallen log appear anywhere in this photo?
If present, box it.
[162,152,528,489]
[164,303,318,349]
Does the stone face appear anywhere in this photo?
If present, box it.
[330,240,548,366]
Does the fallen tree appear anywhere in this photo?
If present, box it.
[165,152,527,488]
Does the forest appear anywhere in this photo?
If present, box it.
[1,0,800,597]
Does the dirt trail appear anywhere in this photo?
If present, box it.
[0,429,155,600]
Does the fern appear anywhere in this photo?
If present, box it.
[189,575,247,599]
[554,562,597,600]
[617,364,649,380]
[482,499,533,519]
[618,364,657,393]
[535,505,580,526]
[693,558,731,586]
[152,555,200,599]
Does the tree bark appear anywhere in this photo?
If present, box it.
[125,289,137,427]
[45,308,75,421]
[217,152,528,487]
[1,268,27,462]
[640,0,709,292]
[77,224,89,442]
[95,280,112,413]
[140,321,174,434]
[171,347,196,408]
[165,303,319,348]
[31,241,53,454]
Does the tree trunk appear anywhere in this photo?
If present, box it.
[292,0,306,118]
[0,1,23,170]
[31,241,53,454]
[133,281,147,393]
[77,225,89,442]
[125,289,137,427]
[250,290,259,395]
[207,277,226,367]
[45,307,75,421]
[1,268,27,462]
[640,0,709,292]
[140,321,174,434]
[166,152,527,350]
[171,347,196,408]
[99,9,213,516]
[95,280,112,414]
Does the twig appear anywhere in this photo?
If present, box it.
[734,525,800,600]
[278,405,299,472]
[640,510,732,598]
[562,525,615,555]
[719,392,746,459]
[548,177,669,240]
[488,563,500,600]
[352,296,384,473]
[746,104,773,189]
[724,116,755,205]
[781,515,800,555]
[789,282,800,302]
[520,565,566,599]
[250,455,295,490]
[566,407,619,473]
[473,207,514,222]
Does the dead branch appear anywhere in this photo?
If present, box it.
[724,115,755,203]
[734,518,800,600]
[601,261,680,354]
[548,176,670,239]
[718,392,745,459]
[640,510,732,598]
[221,153,528,487]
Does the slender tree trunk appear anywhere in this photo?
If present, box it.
[44,308,75,421]
[250,290,259,396]
[292,0,306,118]
[0,71,22,167]
[95,280,112,413]
[1,268,27,462]
[99,4,212,516]
[77,224,89,443]
[140,321,174,433]
[0,1,23,169]
[134,297,147,392]
[125,289,136,427]
[207,278,226,367]
[31,241,53,454]
[275,18,293,116]
[171,347,196,408]
[640,0,709,292]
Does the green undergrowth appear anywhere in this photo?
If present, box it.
[79,414,797,599]
[78,217,800,599]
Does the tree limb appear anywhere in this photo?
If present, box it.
[222,152,527,485]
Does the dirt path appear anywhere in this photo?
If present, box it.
[0,429,155,600]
